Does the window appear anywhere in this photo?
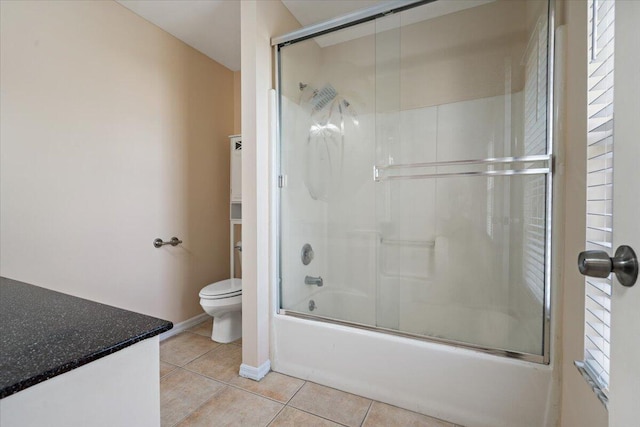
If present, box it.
[580,0,615,401]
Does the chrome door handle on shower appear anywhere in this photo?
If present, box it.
[305,275,323,287]
[154,237,182,248]
[578,245,638,287]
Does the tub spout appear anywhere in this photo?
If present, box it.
[304,275,323,287]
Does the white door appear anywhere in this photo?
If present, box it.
[609,0,640,425]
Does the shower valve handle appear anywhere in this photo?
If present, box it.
[305,275,323,287]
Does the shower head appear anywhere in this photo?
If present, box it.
[310,84,337,112]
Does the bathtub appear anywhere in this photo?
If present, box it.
[271,311,558,427]
[290,288,375,325]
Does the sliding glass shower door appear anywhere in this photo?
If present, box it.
[277,0,552,362]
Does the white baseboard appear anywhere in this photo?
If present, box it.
[239,360,271,381]
[159,313,209,341]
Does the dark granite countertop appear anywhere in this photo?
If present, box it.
[0,277,172,399]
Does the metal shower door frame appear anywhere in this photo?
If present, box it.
[273,0,556,365]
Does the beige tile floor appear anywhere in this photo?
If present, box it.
[160,319,461,427]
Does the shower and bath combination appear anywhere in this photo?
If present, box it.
[272,0,557,424]
[277,0,552,361]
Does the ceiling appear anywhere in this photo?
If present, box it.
[116,0,385,71]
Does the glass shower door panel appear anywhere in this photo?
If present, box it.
[374,0,549,356]
[278,0,551,359]
[278,26,378,326]
[386,175,545,355]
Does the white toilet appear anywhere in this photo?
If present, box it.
[199,241,242,343]
[199,278,242,343]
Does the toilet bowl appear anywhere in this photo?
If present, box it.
[199,278,242,343]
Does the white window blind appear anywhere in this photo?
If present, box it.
[522,16,548,302]
[583,0,615,395]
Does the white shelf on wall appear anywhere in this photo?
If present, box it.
[229,135,242,278]
[230,135,242,203]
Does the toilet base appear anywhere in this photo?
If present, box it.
[211,310,242,343]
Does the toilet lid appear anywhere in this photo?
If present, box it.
[199,278,242,298]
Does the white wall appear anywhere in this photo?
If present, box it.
[0,1,235,323]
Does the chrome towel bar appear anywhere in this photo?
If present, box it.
[374,154,552,182]
[376,154,551,170]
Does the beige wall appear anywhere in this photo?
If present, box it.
[0,1,234,323]
[399,0,528,110]
[279,38,322,101]
[313,0,529,114]
[559,0,609,425]
[240,0,300,371]
[233,70,242,134]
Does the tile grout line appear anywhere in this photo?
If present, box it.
[174,364,303,408]
[162,330,398,427]
[285,380,374,427]
[267,382,347,427]
[224,379,298,405]
[162,337,459,427]
[282,378,307,405]
[178,344,242,382]
[180,365,233,388]
[283,405,350,426]
[159,361,179,379]
[159,335,223,367]
[176,342,228,368]
[285,384,353,427]
[164,353,377,427]
[167,380,229,427]
[264,404,287,427]
[359,400,374,427]
[164,364,444,427]
[164,368,292,427]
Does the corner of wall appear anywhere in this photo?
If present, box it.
[234,71,242,134]
[240,0,301,372]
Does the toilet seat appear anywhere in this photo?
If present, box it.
[199,278,242,299]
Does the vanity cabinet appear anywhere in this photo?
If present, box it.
[0,277,172,427]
